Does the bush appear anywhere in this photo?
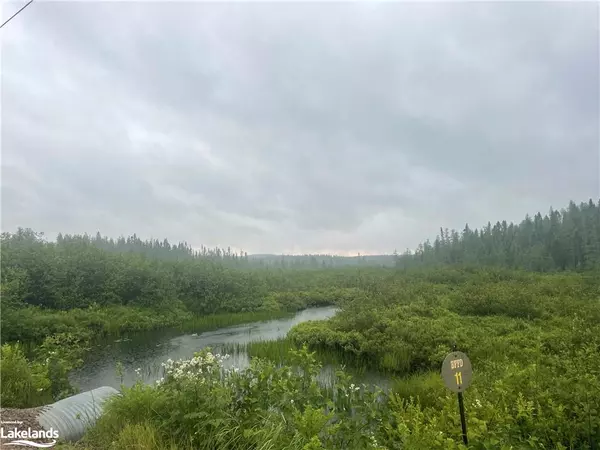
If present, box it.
[0,343,51,407]
[85,347,387,450]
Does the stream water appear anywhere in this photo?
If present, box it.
[70,306,389,392]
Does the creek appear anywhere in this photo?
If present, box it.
[70,306,389,392]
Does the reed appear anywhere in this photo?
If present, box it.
[242,338,378,377]
[178,311,293,333]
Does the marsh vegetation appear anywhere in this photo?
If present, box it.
[1,199,599,449]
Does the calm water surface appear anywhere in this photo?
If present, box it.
[71,306,361,391]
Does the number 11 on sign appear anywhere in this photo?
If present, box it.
[454,371,462,385]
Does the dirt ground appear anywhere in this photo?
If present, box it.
[0,406,47,448]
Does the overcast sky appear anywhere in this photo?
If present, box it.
[1,2,598,255]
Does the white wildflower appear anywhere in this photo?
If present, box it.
[370,434,378,447]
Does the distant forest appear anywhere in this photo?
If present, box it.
[49,231,391,268]
[2,198,598,272]
[0,197,597,332]
[22,198,600,270]
[398,199,600,271]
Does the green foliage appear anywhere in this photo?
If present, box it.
[0,230,350,344]
[0,343,51,407]
[0,228,361,409]
[71,264,600,449]
[108,421,177,450]
[0,336,85,408]
[83,347,387,450]
[287,268,600,449]
[397,199,600,272]
[3,198,600,448]
[179,310,293,333]
[0,304,193,344]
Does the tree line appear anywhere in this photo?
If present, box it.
[396,198,600,271]
[52,232,393,268]
[1,197,595,316]
[0,229,359,316]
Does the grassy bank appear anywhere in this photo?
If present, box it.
[224,338,373,378]
[178,310,294,333]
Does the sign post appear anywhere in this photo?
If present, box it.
[441,350,472,446]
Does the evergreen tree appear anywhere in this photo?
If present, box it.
[397,199,599,272]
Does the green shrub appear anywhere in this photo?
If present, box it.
[0,343,51,407]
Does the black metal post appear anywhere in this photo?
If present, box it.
[458,391,468,446]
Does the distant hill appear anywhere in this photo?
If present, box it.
[247,254,397,268]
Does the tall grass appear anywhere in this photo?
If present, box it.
[0,343,51,407]
[178,310,293,333]
[238,338,380,379]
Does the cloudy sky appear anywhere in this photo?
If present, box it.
[1,1,598,255]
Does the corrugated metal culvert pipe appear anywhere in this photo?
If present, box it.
[36,386,119,442]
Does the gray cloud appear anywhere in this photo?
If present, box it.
[1,1,598,254]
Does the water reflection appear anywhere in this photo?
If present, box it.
[71,306,343,391]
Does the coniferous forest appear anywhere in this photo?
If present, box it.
[1,199,599,450]
[395,199,600,270]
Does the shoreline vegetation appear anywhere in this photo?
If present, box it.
[1,199,599,449]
